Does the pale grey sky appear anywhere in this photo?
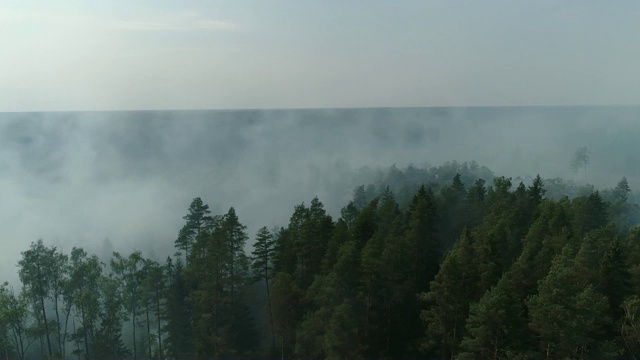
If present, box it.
[2,1,640,111]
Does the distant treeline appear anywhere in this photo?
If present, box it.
[1,162,640,359]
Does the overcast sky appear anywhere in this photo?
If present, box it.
[2,1,640,111]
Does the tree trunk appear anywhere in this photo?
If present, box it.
[230,252,235,306]
[146,305,152,358]
[156,294,163,360]
[54,294,62,357]
[386,302,391,353]
[133,304,137,360]
[72,319,80,358]
[82,306,90,360]
[40,294,53,359]
[11,323,25,360]
[62,303,72,360]
[265,267,276,353]
[214,253,220,359]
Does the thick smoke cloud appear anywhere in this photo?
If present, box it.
[0,107,639,285]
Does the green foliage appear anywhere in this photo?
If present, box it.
[528,174,546,206]
[271,272,302,357]
[163,258,193,359]
[175,197,214,265]
[92,275,130,359]
[407,185,440,292]
[527,249,615,358]
[252,226,275,284]
[3,163,640,359]
[420,230,479,358]
[460,274,527,359]
[0,283,27,359]
[599,239,632,318]
[572,191,608,236]
[324,301,364,359]
[18,240,57,359]
[621,296,640,357]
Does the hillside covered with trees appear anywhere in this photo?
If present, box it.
[1,162,640,359]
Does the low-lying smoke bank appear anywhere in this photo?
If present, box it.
[0,106,638,285]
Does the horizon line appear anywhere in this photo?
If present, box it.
[2,103,640,114]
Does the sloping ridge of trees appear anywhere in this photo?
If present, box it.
[1,161,640,359]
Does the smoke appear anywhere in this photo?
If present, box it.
[0,106,639,286]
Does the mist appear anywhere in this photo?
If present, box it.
[1,106,639,286]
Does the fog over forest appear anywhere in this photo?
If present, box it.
[0,106,639,285]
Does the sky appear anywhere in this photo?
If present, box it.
[1,2,640,286]
[1,1,640,111]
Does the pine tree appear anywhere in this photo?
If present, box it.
[350,198,379,250]
[359,189,402,357]
[599,239,632,319]
[92,275,130,359]
[141,259,166,359]
[219,207,250,306]
[188,207,257,358]
[460,273,527,359]
[251,226,277,352]
[322,219,351,273]
[527,174,546,206]
[324,301,363,359]
[438,174,467,250]
[465,178,488,230]
[175,197,214,265]
[163,258,193,359]
[407,185,440,293]
[527,248,613,359]
[420,229,479,358]
[299,197,334,287]
[613,177,631,203]
[271,273,303,358]
[572,191,608,236]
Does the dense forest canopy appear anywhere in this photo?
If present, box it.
[1,159,640,359]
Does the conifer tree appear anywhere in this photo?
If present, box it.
[599,239,632,318]
[175,197,214,265]
[420,229,479,358]
[527,248,612,359]
[251,226,276,352]
[92,275,129,359]
[460,273,527,359]
[163,258,192,359]
[407,185,440,292]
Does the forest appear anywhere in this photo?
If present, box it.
[1,161,640,360]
